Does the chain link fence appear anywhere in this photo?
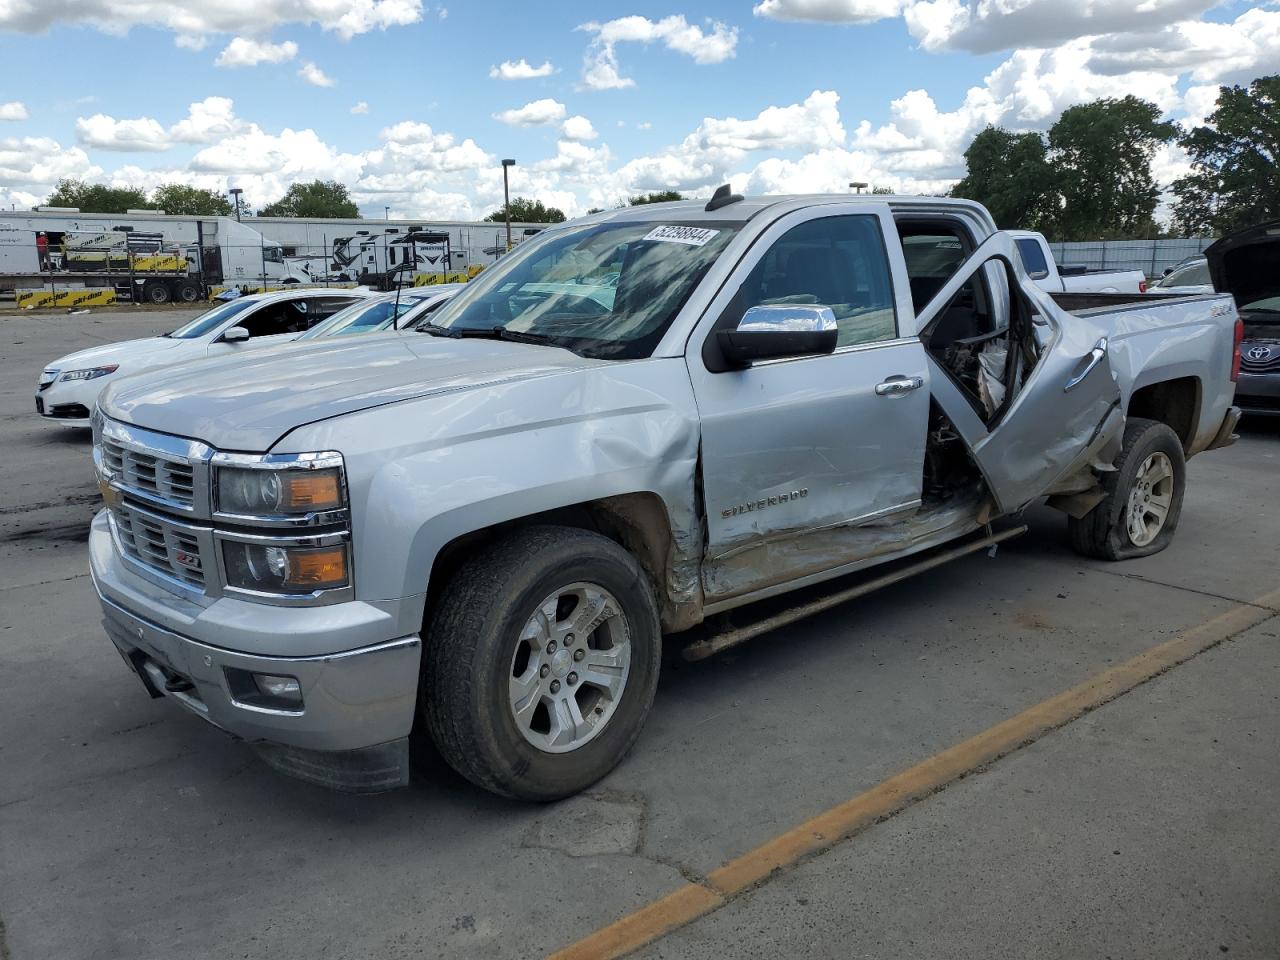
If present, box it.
[1046,238,1216,278]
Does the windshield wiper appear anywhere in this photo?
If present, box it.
[413,322,461,338]
[414,324,566,347]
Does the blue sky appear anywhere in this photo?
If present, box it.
[0,0,1274,219]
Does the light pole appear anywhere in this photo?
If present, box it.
[502,158,516,252]
[384,206,390,220]
[849,181,868,194]
[229,187,244,221]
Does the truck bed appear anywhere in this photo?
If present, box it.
[1049,290,1221,316]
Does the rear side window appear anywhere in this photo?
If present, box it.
[1015,238,1050,280]
[725,215,898,348]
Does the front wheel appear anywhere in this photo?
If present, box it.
[1068,417,1186,560]
[421,526,661,800]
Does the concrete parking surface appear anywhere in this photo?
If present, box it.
[2,309,1277,959]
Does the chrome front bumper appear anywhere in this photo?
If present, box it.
[90,511,422,791]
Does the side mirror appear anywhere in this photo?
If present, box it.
[716,305,838,367]
[222,326,250,343]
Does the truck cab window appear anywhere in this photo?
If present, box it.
[900,227,999,347]
[1015,238,1051,280]
[723,215,898,348]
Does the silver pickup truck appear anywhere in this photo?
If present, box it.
[89,191,1242,800]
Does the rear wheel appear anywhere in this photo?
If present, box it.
[1068,417,1185,560]
[142,281,171,305]
[176,281,200,303]
[422,526,661,800]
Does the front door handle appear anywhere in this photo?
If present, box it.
[875,375,924,397]
[1064,337,1108,393]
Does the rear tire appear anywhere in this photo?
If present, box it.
[1068,417,1185,560]
[176,281,200,303]
[143,281,171,305]
[422,526,662,801]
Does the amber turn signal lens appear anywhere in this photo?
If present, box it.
[282,471,342,511]
[284,546,348,588]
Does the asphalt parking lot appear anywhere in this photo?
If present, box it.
[2,307,1278,960]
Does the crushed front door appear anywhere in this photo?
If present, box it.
[913,232,1123,514]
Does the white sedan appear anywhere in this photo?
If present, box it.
[296,284,466,341]
[35,288,369,427]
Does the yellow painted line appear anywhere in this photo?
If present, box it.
[549,588,1280,960]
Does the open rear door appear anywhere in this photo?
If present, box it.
[914,232,1122,514]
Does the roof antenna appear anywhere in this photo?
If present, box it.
[705,183,744,212]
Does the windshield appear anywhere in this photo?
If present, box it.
[1239,295,1280,315]
[297,295,427,340]
[167,298,256,339]
[425,220,741,359]
[1154,260,1210,288]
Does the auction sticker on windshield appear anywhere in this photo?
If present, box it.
[642,225,721,246]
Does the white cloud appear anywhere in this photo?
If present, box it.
[637,121,652,130]
[351,101,370,114]
[691,90,845,153]
[578,15,738,90]
[297,62,335,87]
[561,115,599,141]
[753,0,904,24]
[215,37,298,67]
[0,135,102,209]
[1087,8,1280,85]
[494,98,567,127]
[0,0,424,41]
[489,58,556,80]
[902,0,1215,54]
[74,97,245,152]
[75,114,173,152]
[0,101,28,121]
[169,97,242,143]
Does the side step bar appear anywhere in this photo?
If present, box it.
[682,524,1029,662]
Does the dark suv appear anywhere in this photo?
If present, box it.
[1208,221,1280,416]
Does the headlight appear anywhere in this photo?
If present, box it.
[217,466,343,516]
[59,364,119,382]
[222,541,349,594]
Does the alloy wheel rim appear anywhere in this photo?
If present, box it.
[508,582,632,754]
[1125,451,1174,547]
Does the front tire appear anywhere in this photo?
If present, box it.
[1068,417,1186,560]
[422,526,661,801]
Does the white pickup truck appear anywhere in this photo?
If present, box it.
[89,191,1242,800]
[1009,230,1148,294]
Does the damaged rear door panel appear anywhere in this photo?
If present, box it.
[913,232,1123,515]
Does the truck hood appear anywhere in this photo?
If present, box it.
[1205,220,1280,321]
[48,336,187,372]
[99,333,606,451]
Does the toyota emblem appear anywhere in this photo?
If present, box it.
[1245,344,1272,362]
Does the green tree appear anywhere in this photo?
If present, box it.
[1171,75,1280,235]
[1048,96,1176,240]
[951,126,1059,232]
[628,190,684,205]
[258,180,361,218]
[150,183,232,216]
[45,178,152,214]
[482,197,567,223]
[871,186,895,195]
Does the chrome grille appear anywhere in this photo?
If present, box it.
[103,439,196,507]
[111,502,207,590]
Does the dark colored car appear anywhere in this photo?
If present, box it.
[1207,221,1280,416]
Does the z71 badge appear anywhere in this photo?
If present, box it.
[722,488,807,519]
